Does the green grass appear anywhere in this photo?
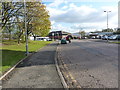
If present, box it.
[109,41,120,44]
[1,40,52,74]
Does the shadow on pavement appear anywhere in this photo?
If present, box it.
[16,44,57,68]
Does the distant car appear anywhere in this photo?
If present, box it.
[101,35,109,40]
[46,38,52,41]
[91,36,95,39]
[109,35,120,40]
[117,35,120,40]
[36,37,51,41]
[81,37,87,39]
[61,38,67,44]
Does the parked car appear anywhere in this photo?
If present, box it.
[101,35,109,40]
[36,37,51,41]
[117,35,120,40]
[81,37,87,39]
[91,36,95,39]
[109,35,120,40]
[46,38,52,41]
[108,35,117,40]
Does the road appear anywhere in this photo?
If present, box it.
[58,39,118,88]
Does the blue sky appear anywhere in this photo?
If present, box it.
[44,0,118,33]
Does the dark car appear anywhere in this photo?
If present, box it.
[116,35,120,40]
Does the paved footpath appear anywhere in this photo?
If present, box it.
[2,42,63,88]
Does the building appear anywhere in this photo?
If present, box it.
[48,31,70,40]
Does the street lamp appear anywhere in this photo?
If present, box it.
[104,11,111,30]
[52,33,54,41]
[57,32,59,40]
[104,10,111,42]
[79,30,81,39]
[24,0,29,56]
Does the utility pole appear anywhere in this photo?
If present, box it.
[57,32,59,40]
[52,33,54,41]
[104,10,111,42]
[79,30,81,39]
[24,0,29,56]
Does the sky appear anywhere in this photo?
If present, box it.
[43,0,119,33]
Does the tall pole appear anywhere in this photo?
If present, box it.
[107,11,109,29]
[104,11,111,30]
[104,11,111,42]
[57,32,59,40]
[52,33,54,41]
[24,0,29,56]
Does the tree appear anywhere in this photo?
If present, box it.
[26,2,51,38]
[1,2,23,30]
[113,28,120,34]
[1,2,51,43]
[79,31,86,37]
[1,2,24,41]
[102,28,114,32]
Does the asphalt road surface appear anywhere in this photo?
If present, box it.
[58,39,118,88]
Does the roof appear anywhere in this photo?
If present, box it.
[50,31,71,34]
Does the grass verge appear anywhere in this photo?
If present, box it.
[109,41,120,44]
[1,40,52,74]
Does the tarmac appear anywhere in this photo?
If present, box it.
[2,42,63,88]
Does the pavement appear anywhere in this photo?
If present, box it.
[2,42,63,88]
[58,39,118,88]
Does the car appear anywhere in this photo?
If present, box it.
[101,35,109,40]
[36,37,52,41]
[81,37,87,39]
[91,36,95,39]
[109,35,120,40]
[46,38,52,41]
[116,35,120,40]
[61,38,67,44]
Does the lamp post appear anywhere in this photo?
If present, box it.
[104,11,111,30]
[79,30,81,39]
[104,10,111,42]
[52,33,54,41]
[57,32,59,40]
[24,0,29,56]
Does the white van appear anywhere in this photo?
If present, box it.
[36,37,52,41]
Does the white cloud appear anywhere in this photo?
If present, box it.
[48,4,114,23]
[48,0,67,8]
[47,2,118,32]
[61,6,68,10]
[47,7,66,17]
